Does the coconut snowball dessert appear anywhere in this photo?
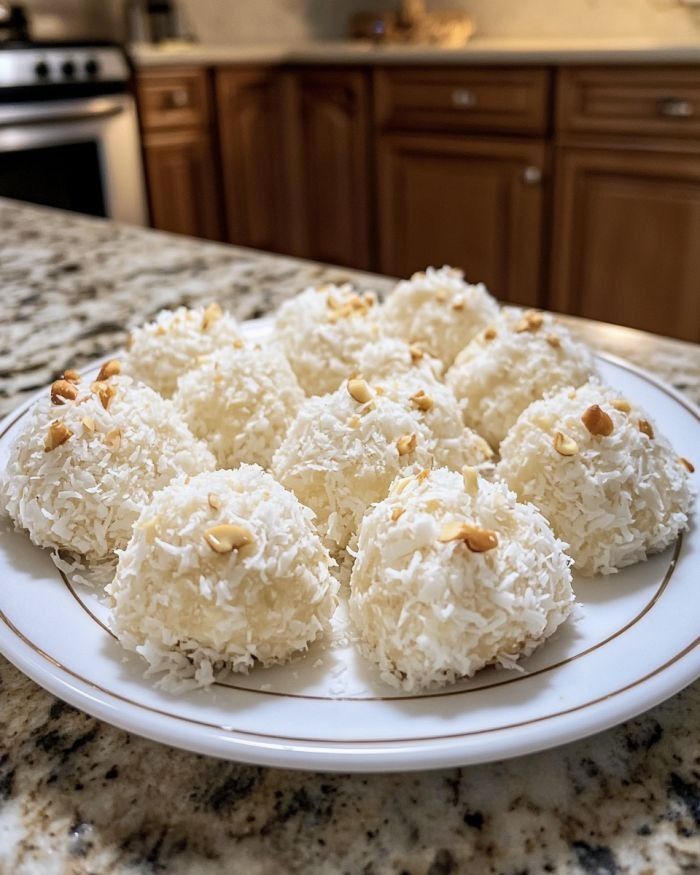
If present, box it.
[272,377,492,554]
[498,381,695,576]
[173,340,304,469]
[273,283,382,395]
[2,363,216,568]
[446,309,597,447]
[381,266,499,368]
[123,303,240,397]
[108,466,337,689]
[349,467,574,691]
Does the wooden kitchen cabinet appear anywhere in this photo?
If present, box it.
[377,133,548,306]
[142,128,222,240]
[137,67,224,241]
[216,67,292,253]
[550,147,700,342]
[552,66,700,342]
[288,68,372,270]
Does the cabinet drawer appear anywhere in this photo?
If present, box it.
[375,67,550,135]
[557,67,700,139]
[137,68,210,131]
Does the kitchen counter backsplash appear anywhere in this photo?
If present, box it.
[1,197,699,874]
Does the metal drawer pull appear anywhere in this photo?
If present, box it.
[522,166,542,185]
[659,97,694,118]
[167,87,190,109]
[451,88,475,109]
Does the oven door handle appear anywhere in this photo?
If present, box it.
[0,99,125,129]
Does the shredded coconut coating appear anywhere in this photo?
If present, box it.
[498,381,695,576]
[108,466,338,691]
[356,337,444,383]
[381,266,499,368]
[173,341,304,469]
[273,284,382,395]
[349,467,574,691]
[123,305,241,397]
[1,375,216,566]
[446,310,597,447]
[379,375,494,472]
[272,381,437,553]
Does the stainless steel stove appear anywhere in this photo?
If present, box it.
[0,40,147,224]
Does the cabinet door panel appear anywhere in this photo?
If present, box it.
[551,148,700,342]
[377,134,547,306]
[216,68,287,252]
[143,128,222,241]
[293,69,371,270]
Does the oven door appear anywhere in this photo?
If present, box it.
[0,94,148,225]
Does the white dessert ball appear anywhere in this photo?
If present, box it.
[446,309,597,447]
[2,366,216,566]
[108,466,337,690]
[498,381,695,576]
[272,378,436,553]
[173,340,304,469]
[349,467,574,691]
[272,377,493,554]
[124,303,240,397]
[381,266,499,368]
[273,283,382,395]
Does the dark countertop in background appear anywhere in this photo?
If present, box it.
[1,198,699,874]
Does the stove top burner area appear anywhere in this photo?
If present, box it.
[0,42,130,100]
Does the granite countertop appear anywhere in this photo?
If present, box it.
[1,198,699,874]
[130,36,700,68]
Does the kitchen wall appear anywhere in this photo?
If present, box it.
[175,0,700,43]
[21,0,700,43]
[23,0,121,39]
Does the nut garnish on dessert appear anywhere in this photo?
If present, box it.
[553,430,579,456]
[204,523,253,553]
[201,302,222,331]
[462,465,479,496]
[581,404,614,437]
[611,399,631,413]
[105,428,121,450]
[63,369,81,384]
[391,507,405,522]
[514,310,544,333]
[347,378,372,404]
[51,379,78,405]
[397,433,417,456]
[96,359,121,381]
[679,457,695,473]
[44,421,73,452]
[439,521,498,552]
[483,327,497,341]
[92,381,116,410]
[208,492,222,510]
[410,389,434,412]
[638,419,655,439]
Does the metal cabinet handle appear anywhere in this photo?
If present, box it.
[452,88,475,109]
[659,97,694,118]
[167,87,190,109]
[522,166,542,185]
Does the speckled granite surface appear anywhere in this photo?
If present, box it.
[1,198,699,875]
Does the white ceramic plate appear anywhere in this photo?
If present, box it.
[0,319,698,772]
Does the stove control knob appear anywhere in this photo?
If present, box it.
[84,58,100,78]
[34,61,50,80]
[61,60,76,79]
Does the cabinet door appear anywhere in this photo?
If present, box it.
[377,133,547,306]
[216,67,288,252]
[291,69,372,270]
[142,128,222,240]
[551,148,700,342]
